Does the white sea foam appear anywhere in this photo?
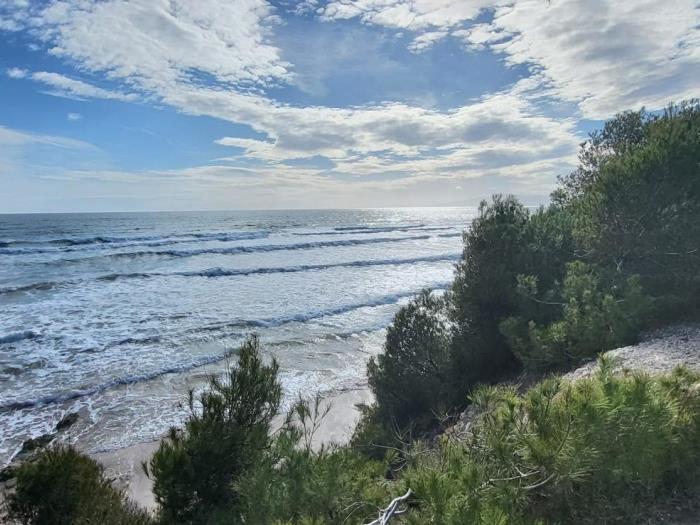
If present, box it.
[0,208,473,463]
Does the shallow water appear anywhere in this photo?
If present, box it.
[0,208,471,462]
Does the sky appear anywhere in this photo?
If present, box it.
[0,0,698,213]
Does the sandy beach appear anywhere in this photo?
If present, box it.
[93,387,373,512]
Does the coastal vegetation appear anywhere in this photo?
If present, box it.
[3,101,699,524]
[146,336,282,523]
[5,447,151,524]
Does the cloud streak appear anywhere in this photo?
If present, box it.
[0,125,94,150]
[29,71,138,101]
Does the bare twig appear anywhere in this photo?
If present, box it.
[365,489,413,525]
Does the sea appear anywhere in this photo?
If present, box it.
[0,208,472,464]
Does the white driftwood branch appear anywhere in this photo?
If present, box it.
[365,489,412,525]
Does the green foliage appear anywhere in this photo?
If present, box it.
[554,108,649,206]
[13,361,699,525]
[233,100,700,522]
[5,446,152,525]
[452,195,531,351]
[235,439,389,524]
[214,395,392,525]
[349,403,401,460]
[147,336,281,524]
[401,364,700,524]
[522,204,575,299]
[501,262,651,367]
[563,102,700,314]
[367,290,453,429]
[449,197,575,393]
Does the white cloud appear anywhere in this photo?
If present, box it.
[6,67,28,79]
[37,0,291,92]
[0,125,94,150]
[30,72,138,102]
[1,0,695,210]
[407,30,449,53]
[319,0,502,31]
[211,84,580,180]
[0,1,30,31]
[456,0,700,119]
[1,0,584,203]
[0,124,96,177]
[453,23,506,51]
[315,0,700,119]
[0,19,20,31]
[67,112,82,121]
[6,67,136,101]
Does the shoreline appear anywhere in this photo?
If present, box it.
[93,387,373,512]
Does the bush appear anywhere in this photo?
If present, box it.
[562,102,700,315]
[401,363,700,523]
[5,446,152,525]
[450,197,575,384]
[501,261,651,367]
[366,196,578,438]
[235,432,389,524]
[367,290,453,430]
[349,402,405,461]
[212,364,700,524]
[147,336,281,523]
[208,396,392,525]
[452,195,531,354]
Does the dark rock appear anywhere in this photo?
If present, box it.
[3,477,17,490]
[19,433,55,457]
[0,463,17,482]
[56,411,79,431]
[0,433,57,482]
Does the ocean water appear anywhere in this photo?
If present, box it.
[0,208,472,463]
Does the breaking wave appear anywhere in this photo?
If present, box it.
[0,283,450,412]
[0,331,38,345]
[62,234,433,263]
[1,253,460,296]
[0,231,269,255]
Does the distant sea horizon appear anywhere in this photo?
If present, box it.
[0,205,474,216]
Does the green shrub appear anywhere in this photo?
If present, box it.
[554,108,649,207]
[501,261,651,367]
[367,290,453,430]
[5,446,152,525]
[147,336,281,524]
[401,363,700,524]
[450,197,574,389]
[349,403,404,460]
[235,438,389,524]
[521,204,575,311]
[562,102,700,315]
[366,196,578,438]
[213,396,392,525]
[452,195,531,361]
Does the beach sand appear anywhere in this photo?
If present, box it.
[93,387,373,512]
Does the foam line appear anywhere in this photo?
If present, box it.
[0,282,451,412]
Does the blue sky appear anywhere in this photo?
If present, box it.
[0,0,698,213]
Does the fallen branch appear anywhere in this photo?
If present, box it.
[365,489,412,525]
